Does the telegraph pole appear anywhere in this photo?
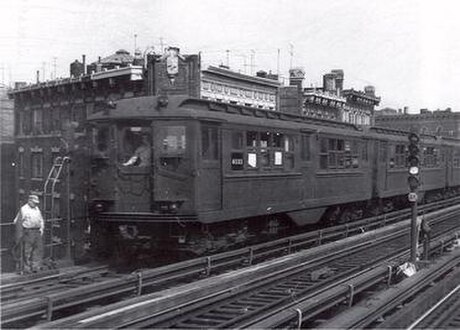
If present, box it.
[407,132,421,263]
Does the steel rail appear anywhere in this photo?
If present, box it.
[2,199,459,327]
[36,208,460,329]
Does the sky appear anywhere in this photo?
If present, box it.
[1,0,459,113]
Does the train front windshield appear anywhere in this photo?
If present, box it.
[120,126,152,167]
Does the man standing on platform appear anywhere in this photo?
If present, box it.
[13,195,45,273]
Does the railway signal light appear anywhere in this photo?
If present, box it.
[407,133,420,192]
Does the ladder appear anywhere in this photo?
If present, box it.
[43,156,70,258]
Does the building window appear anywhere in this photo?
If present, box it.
[33,108,43,134]
[31,152,43,178]
[18,151,25,177]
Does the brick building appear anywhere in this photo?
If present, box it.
[375,108,460,138]
[1,84,16,271]
[290,69,380,125]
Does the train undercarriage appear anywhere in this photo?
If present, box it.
[90,186,460,263]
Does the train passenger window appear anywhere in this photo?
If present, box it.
[273,133,283,148]
[423,147,439,168]
[202,126,218,160]
[159,126,186,154]
[260,132,271,168]
[247,131,258,147]
[319,138,328,169]
[260,132,271,148]
[319,137,359,170]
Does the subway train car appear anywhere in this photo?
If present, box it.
[88,95,460,256]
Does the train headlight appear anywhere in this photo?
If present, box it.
[170,203,178,213]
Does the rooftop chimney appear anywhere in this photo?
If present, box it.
[364,85,375,96]
[36,70,40,83]
[289,67,305,89]
[82,54,86,74]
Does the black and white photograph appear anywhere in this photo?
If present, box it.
[1,0,460,328]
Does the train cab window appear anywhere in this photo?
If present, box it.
[158,125,187,172]
[121,126,152,167]
[160,126,186,154]
[202,126,218,160]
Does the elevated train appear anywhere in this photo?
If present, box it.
[88,95,460,256]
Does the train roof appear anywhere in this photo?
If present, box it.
[88,95,361,131]
[87,95,460,145]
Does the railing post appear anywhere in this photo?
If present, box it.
[248,248,254,265]
[206,256,212,276]
[295,308,302,330]
[347,284,354,307]
[136,271,143,296]
[46,297,53,321]
[287,239,292,254]
[387,265,393,287]
[318,230,323,246]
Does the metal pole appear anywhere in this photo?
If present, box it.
[410,200,418,263]
[66,162,71,260]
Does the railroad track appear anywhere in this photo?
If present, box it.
[314,242,460,329]
[1,198,459,327]
[31,204,460,329]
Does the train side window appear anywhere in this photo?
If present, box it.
[319,138,328,169]
[247,131,258,147]
[284,135,295,169]
[202,126,218,160]
[260,132,271,167]
[423,147,438,168]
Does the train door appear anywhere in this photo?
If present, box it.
[116,124,152,212]
[372,140,388,195]
[198,122,222,211]
[152,120,196,213]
